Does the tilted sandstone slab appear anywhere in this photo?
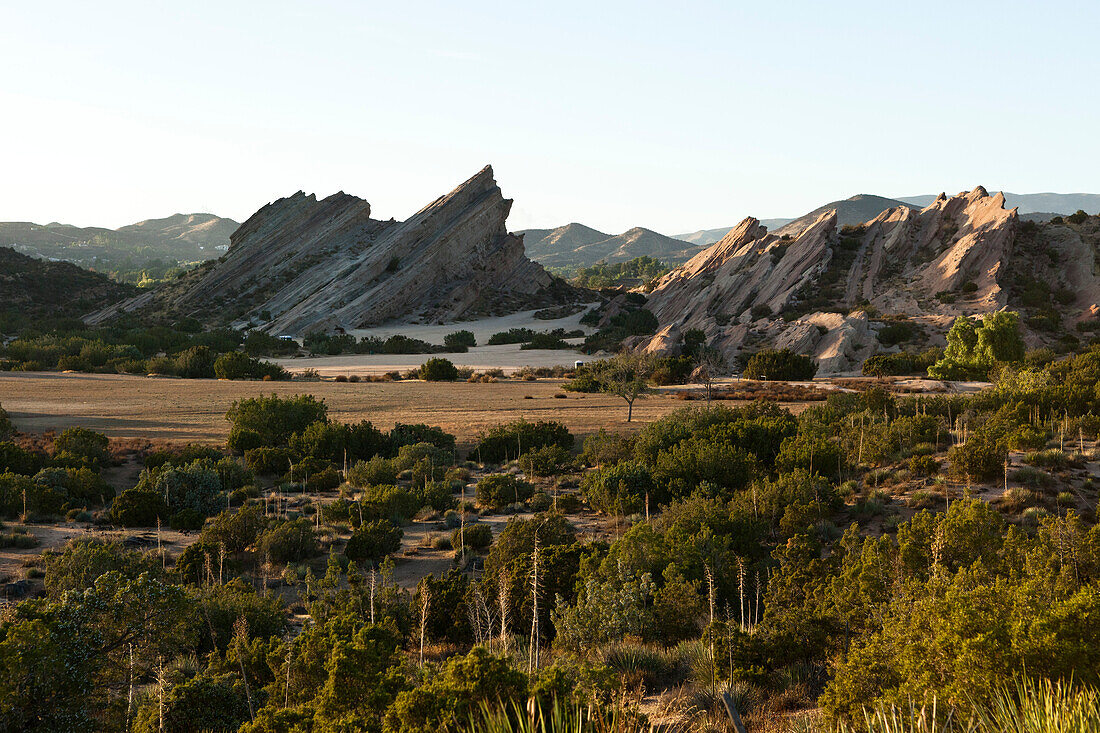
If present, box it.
[87,167,580,333]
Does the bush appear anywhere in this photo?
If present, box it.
[258,518,320,563]
[347,456,398,487]
[581,462,657,514]
[0,529,38,549]
[519,444,572,477]
[148,461,224,516]
[344,519,403,564]
[452,522,493,551]
[174,345,217,379]
[226,394,328,449]
[244,447,294,476]
[473,419,574,464]
[476,474,534,509]
[53,427,110,468]
[443,330,476,349]
[389,423,456,453]
[110,488,169,527]
[948,432,1006,481]
[743,349,818,381]
[419,357,458,381]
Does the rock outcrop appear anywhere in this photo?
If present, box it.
[87,167,582,333]
[641,187,1100,374]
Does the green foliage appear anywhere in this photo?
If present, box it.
[552,566,657,650]
[213,350,289,380]
[581,306,658,354]
[344,519,403,565]
[52,427,110,468]
[390,422,456,453]
[929,312,1025,380]
[476,473,534,509]
[348,456,399,487]
[226,393,328,450]
[572,257,669,289]
[518,444,572,477]
[743,348,818,380]
[443,330,476,349]
[258,518,320,563]
[453,522,493,551]
[132,671,251,733]
[948,430,1007,481]
[419,357,458,381]
[384,647,527,733]
[110,488,169,526]
[473,419,574,464]
[289,419,391,463]
[581,462,657,514]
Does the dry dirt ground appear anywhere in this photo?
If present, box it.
[0,372,691,447]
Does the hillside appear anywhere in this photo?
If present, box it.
[642,187,1100,374]
[0,246,138,325]
[87,166,584,334]
[0,213,239,269]
[521,223,700,268]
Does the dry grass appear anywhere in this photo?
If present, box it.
[0,372,690,448]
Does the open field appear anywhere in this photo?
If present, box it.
[0,372,704,446]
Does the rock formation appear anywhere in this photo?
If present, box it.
[87,167,582,334]
[642,187,1100,374]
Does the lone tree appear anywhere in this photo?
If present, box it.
[567,352,657,421]
[692,345,728,401]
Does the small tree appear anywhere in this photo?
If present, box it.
[743,348,817,381]
[566,353,657,422]
[693,346,727,401]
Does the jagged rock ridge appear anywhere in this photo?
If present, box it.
[642,187,1100,374]
[87,167,581,334]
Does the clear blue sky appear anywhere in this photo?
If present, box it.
[2,0,1097,234]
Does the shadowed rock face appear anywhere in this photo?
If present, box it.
[87,166,579,333]
[642,187,1100,374]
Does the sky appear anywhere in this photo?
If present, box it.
[2,0,1098,234]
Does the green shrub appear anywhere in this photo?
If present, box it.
[581,462,657,514]
[389,423,456,453]
[743,348,818,381]
[948,432,1007,482]
[419,357,459,381]
[443,330,476,349]
[110,488,169,527]
[258,518,320,563]
[226,394,328,449]
[174,345,217,378]
[244,447,293,476]
[476,474,534,509]
[344,519,403,564]
[452,522,493,551]
[0,529,38,549]
[473,419,574,464]
[347,456,398,487]
[519,444,572,477]
[52,427,110,468]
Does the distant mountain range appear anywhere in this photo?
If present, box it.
[519,224,698,269]
[0,213,239,270]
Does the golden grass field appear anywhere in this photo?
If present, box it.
[0,372,700,447]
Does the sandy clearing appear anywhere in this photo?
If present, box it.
[342,304,599,344]
[0,372,689,447]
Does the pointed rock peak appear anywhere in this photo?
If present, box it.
[990,191,1007,208]
[935,192,947,203]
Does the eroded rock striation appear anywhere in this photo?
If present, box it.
[642,187,1100,373]
[87,166,581,333]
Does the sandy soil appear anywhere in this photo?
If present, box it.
[274,343,588,377]
[343,304,599,344]
[0,372,689,447]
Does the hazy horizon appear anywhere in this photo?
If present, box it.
[3,1,1098,234]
